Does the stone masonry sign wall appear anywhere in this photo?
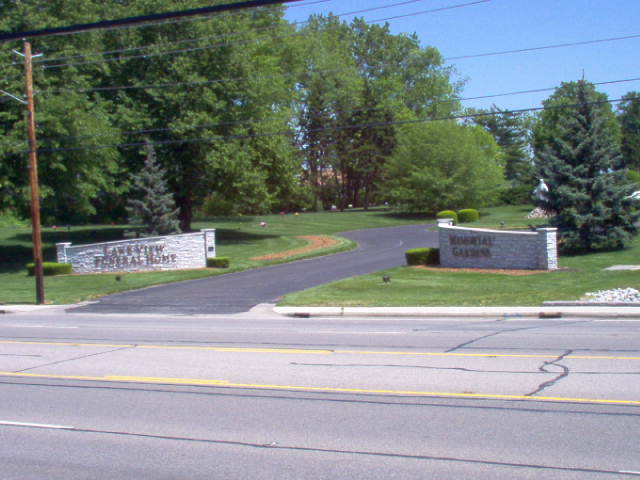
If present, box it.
[56,229,216,274]
[438,220,557,270]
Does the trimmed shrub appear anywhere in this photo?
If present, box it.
[457,208,480,223]
[405,248,440,266]
[207,257,230,268]
[27,262,72,276]
[436,210,458,224]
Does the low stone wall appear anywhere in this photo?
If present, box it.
[438,221,557,270]
[56,229,216,274]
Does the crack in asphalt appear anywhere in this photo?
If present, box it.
[526,349,573,397]
[444,320,591,353]
[12,346,135,373]
[291,362,640,376]
[1,422,634,477]
[444,325,541,353]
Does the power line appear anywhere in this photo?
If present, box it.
[368,0,489,23]
[34,24,640,95]
[34,0,438,70]
[2,3,312,56]
[446,33,640,62]
[0,0,305,42]
[36,76,640,144]
[39,32,640,96]
[32,28,640,76]
[33,97,625,154]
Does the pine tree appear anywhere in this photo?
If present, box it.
[535,81,638,252]
[126,143,181,237]
[618,92,640,170]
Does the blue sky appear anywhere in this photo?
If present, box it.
[284,0,640,112]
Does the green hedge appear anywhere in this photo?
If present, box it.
[27,262,72,276]
[457,208,480,223]
[207,257,230,268]
[405,248,440,266]
[436,210,458,224]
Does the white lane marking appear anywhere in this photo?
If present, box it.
[307,331,405,335]
[3,325,79,329]
[0,420,74,430]
[619,471,640,476]
[593,320,640,323]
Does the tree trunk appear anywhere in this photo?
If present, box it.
[176,195,193,232]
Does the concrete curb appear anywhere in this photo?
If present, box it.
[3,304,640,320]
[0,303,91,314]
[273,306,640,319]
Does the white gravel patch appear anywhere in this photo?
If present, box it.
[583,288,640,304]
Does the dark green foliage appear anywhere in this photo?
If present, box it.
[405,248,439,266]
[27,262,72,276]
[126,143,181,237]
[534,81,638,252]
[0,3,463,226]
[500,184,535,205]
[618,92,640,170]
[437,210,459,224]
[207,257,230,269]
[457,209,480,223]
[470,105,535,193]
[297,15,459,212]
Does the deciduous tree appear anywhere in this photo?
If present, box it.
[386,121,504,213]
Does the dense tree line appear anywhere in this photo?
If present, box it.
[1,1,639,243]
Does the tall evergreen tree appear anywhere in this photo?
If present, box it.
[126,143,181,237]
[534,81,638,252]
[471,106,533,183]
[618,91,640,171]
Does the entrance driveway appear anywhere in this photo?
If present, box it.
[70,224,437,315]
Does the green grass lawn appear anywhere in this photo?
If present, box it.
[0,208,432,304]
[281,207,640,307]
[6,205,638,307]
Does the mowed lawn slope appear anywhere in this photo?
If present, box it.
[0,209,430,305]
[281,206,640,307]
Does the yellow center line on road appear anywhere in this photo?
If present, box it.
[1,340,639,360]
[0,370,639,406]
[334,350,640,361]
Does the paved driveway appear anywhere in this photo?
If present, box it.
[70,224,437,315]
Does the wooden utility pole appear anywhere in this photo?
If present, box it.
[23,40,45,305]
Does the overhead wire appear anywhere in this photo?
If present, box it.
[34,0,440,69]
[33,28,640,78]
[4,2,635,157]
[38,33,640,96]
[36,76,640,144]
[0,0,308,42]
[368,0,489,23]
[33,97,626,154]
[446,33,640,61]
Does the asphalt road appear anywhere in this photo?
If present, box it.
[69,223,438,315]
[1,312,639,479]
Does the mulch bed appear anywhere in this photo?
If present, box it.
[251,235,339,261]
[414,266,549,276]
